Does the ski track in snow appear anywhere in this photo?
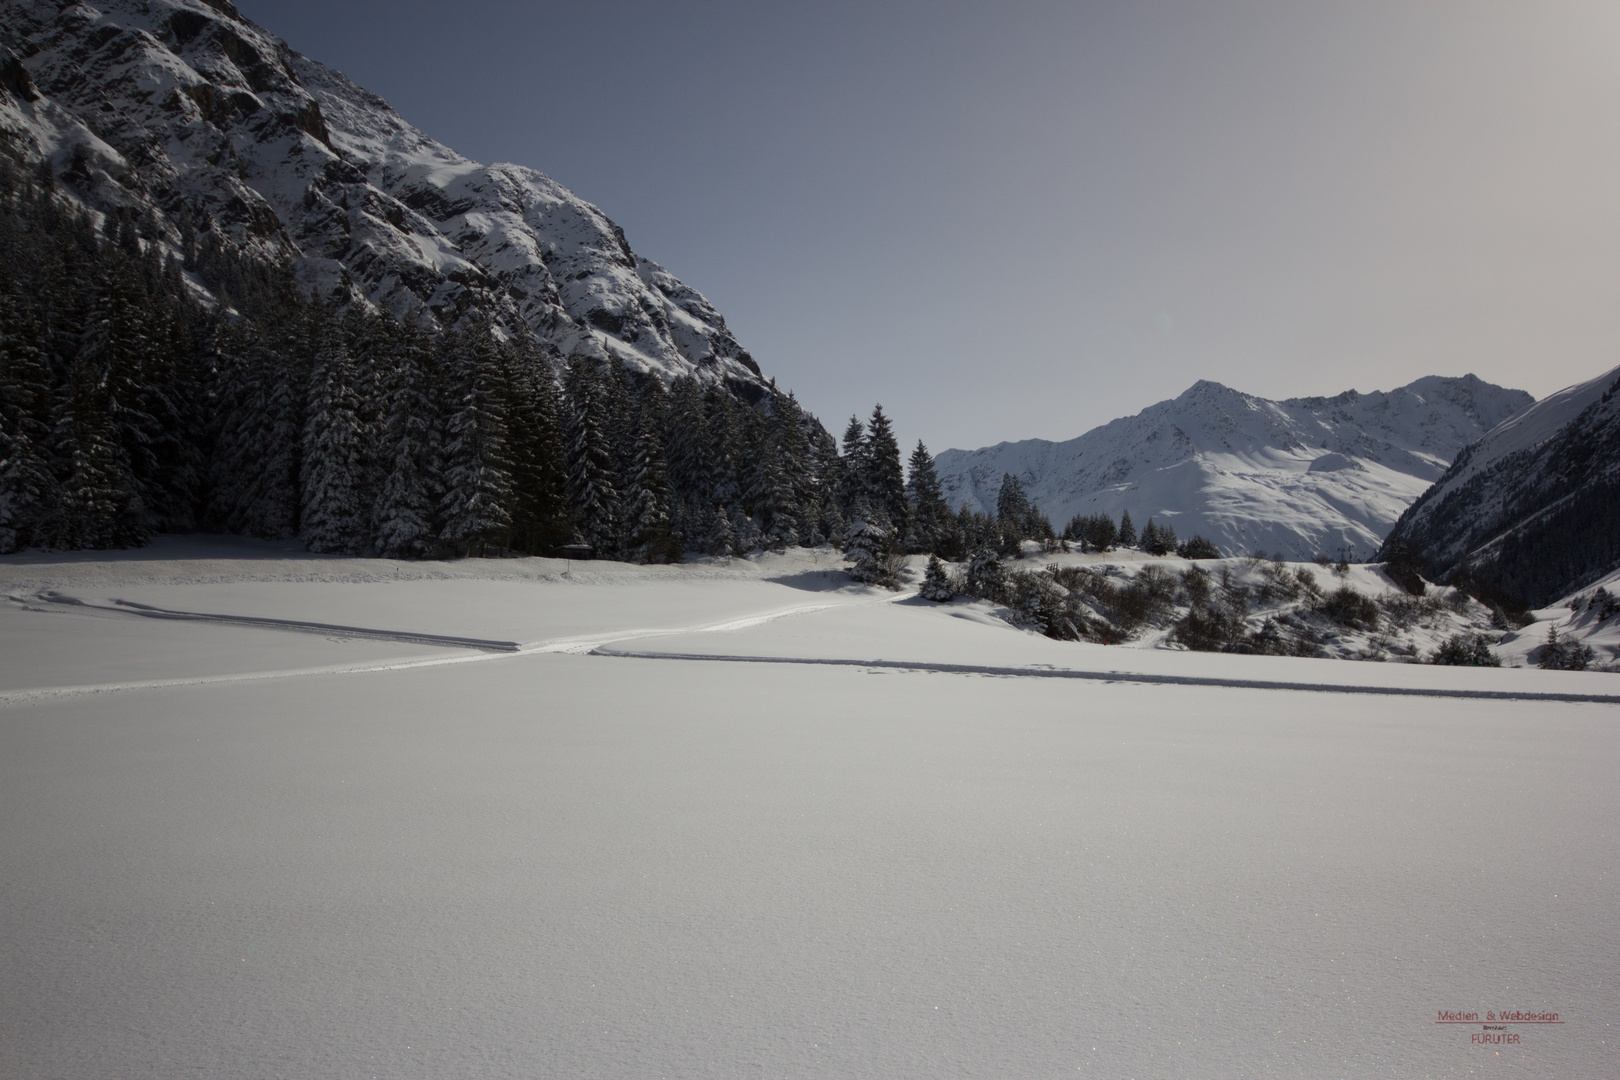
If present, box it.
[9,586,1617,707]
[0,591,898,707]
[590,649,1620,705]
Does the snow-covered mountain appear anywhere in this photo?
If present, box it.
[0,0,768,395]
[936,376,1533,560]
[1380,364,1620,606]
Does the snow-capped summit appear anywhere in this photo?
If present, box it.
[935,375,1533,560]
[0,0,768,394]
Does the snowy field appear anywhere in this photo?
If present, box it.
[2,539,1617,1078]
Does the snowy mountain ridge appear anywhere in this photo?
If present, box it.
[935,375,1533,560]
[1380,364,1620,606]
[0,0,769,394]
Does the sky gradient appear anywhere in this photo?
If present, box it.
[239,0,1620,454]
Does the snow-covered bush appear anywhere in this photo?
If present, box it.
[1536,626,1596,671]
[1432,634,1501,667]
[1318,586,1380,631]
[845,510,899,587]
[919,555,954,602]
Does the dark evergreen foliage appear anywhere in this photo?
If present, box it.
[0,151,851,561]
[1433,634,1501,667]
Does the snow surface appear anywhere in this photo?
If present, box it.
[2,538,1616,1078]
[935,375,1532,560]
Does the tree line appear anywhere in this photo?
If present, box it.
[0,152,982,564]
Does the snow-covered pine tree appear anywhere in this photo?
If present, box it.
[663,378,711,493]
[919,553,954,601]
[55,357,145,548]
[371,323,441,558]
[0,431,56,553]
[844,500,895,585]
[905,439,947,553]
[837,415,867,517]
[729,504,760,553]
[996,472,1030,553]
[78,262,163,534]
[706,504,734,557]
[500,341,569,554]
[0,282,57,550]
[1118,509,1137,548]
[965,546,1006,601]
[773,395,814,543]
[439,326,515,557]
[563,358,620,554]
[865,404,906,533]
[300,307,370,554]
[744,435,798,550]
[704,387,743,511]
[624,411,678,562]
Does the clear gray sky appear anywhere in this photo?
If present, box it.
[240,0,1620,454]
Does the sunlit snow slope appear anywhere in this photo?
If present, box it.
[936,375,1531,559]
[0,0,767,394]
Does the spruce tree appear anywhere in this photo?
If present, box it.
[372,326,440,558]
[501,342,569,554]
[864,404,906,531]
[0,431,56,552]
[704,388,743,510]
[844,501,895,585]
[919,554,954,601]
[706,504,734,557]
[837,415,867,517]
[905,439,947,553]
[564,358,620,553]
[56,358,145,548]
[624,411,677,562]
[1118,509,1137,548]
[439,327,514,557]
[300,309,369,554]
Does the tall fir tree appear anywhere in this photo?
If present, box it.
[299,306,369,554]
[864,404,906,532]
[563,358,620,553]
[439,326,514,556]
[1118,509,1137,548]
[371,323,441,558]
[904,439,947,553]
[624,410,677,562]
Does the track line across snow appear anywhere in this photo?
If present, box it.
[0,591,901,706]
[36,592,523,652]
[587,649,1620,705]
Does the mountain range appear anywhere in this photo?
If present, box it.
[1381,364,1620,607]
[935,375,1533,560]
[0,0,770,397]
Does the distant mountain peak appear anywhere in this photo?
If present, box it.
[935,375,1534,560]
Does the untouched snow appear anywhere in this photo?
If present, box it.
[935,375,1532,560]
[2,539,1616,1078]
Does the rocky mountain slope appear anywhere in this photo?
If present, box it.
[1380,364,1620,606]
[0,0,768,396]
[936,375,1533,560]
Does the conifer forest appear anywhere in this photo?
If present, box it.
[0,154,1019,564]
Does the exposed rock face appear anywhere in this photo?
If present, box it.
[935,375,1533,560]
[1380,365,1620,607]
[0,0,767,395]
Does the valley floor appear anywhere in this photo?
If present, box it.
[2,539,1616,1078]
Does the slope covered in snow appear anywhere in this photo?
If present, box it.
[935,375,1531,559]
[1380,364,1620,605]
[0,0,767,394]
